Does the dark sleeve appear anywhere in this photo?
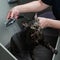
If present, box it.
[42,0,53,6]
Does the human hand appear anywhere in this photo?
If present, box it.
[7,6,20,19]
[38,17,50,28]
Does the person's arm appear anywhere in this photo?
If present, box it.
[48,19,60,29]
[7,0,49,19]
[16,0,49,13]
[38,17,60,29]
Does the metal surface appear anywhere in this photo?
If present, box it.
[6,18,16,27]
[0,43,17,60]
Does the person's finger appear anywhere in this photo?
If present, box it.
[10,12,15,18]
[14,12,19,19]
[15,15,19,19]
[7,10,12,19]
